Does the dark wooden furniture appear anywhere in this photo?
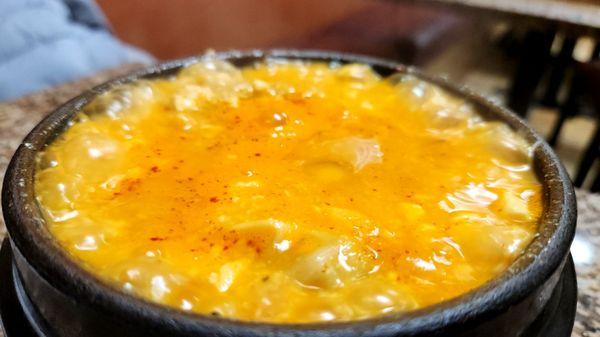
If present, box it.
[548,61,600,191]
[287,1,466,66]
[399,0,600,117]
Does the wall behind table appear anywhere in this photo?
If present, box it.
[97,0,369,60]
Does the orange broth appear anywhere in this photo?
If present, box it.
[35,59,542,322]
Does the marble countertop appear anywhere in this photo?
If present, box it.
[0,65,598,336]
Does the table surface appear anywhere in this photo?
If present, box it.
[413,0,600,30]
[0,65,598,336]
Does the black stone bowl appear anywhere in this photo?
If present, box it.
[2,50,577,337]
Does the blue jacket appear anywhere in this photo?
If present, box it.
[0,0,153,101]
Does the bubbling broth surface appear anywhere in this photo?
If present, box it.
[35,59,542,323]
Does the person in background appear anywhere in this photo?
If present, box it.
[0,0,154,101]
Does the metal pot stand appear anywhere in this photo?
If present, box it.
[0,240,578,337]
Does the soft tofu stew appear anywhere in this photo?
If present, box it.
[35,58,542,323]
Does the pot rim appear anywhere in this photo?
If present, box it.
[2,49,576,336]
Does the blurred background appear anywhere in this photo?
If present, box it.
[1,0,600,190]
